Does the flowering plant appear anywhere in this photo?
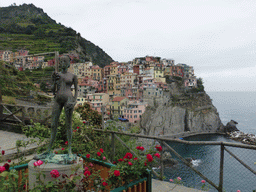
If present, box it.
[107,145,161,189]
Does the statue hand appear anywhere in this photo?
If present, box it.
[52,72,60,81]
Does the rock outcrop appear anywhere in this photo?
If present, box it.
[140,87,224,136]
[224,120,239,133]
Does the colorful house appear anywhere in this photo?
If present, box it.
[110,97,129,117]
[123,100,148,123]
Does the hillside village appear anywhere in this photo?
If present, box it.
[0,50,199,124]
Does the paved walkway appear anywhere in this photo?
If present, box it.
[152,179,204,192]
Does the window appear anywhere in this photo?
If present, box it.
[139,110,142,113]
[77,99,80,101]
[134,110,137,113]
[130,110,132,113]
[124,110,126,112]
[134,115,137,118]
[130,115,132,118]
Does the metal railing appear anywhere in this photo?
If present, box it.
[93,129,256,192]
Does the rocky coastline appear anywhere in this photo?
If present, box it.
[227,131,256,145]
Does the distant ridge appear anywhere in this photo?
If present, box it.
[0,3,114,67]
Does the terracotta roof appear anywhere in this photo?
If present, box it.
[112,97,126,102]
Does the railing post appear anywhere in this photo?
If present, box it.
[160,141,164,181]
[219,143,224,192]
[111,132,115,162]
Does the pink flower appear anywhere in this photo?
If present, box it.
[89,163,94,167]
[146,154,153,162]
[86,154,90,158]
[0,166,6,173]
[7,159,11,163]
[237,190,241,192]
[169,179,173,182]
[50,169,60,178]
[65,141,68,145]
[1,150,5,155]
[103,156,106,160]
[84,167,89,171]
[177,177,182,181]
[114,170,120,177]
[128,162,133,166]
[100,148,104,153]
[154,153,160,158]
[33,161,39,167]
[37,160,43,166]
[97,152,101,156]
[201,180,206,183]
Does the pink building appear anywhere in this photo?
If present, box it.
[123,101,148,123]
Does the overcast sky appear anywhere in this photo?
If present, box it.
[1,0,256,92]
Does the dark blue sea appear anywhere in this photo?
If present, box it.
[161,92,256,192]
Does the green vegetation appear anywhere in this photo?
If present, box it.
[0,3,113,67]
[0,61,37,97]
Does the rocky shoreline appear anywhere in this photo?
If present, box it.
[227,131,256,145]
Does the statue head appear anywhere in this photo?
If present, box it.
[59,56,70,71]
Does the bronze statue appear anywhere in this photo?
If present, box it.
[34,55,78,164]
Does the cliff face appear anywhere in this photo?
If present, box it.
[140,83,224,136]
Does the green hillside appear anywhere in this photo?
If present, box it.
[0,61,38,97]
[0,4,114,67]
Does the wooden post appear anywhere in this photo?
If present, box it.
[219,143,224,192]
[160,141,164,180]
[101,105,105,129]
[111,132,115,162]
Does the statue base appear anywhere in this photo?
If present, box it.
[28,157,83,190]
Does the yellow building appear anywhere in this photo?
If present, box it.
[110,96,129,117]
[107,74,121,97]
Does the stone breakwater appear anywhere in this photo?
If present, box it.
[227,131,256,145]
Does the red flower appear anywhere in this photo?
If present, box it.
[128,162,133,166]
[54,151,58,154]
[102,182,108,186]
[144,161,147,166]
[146,154,153,162]
[114,170,120,177]
[73,130,77,132]
[84,170,91,177]
[140,146,145,151]
[124,152,133,159]
[97,152,101,156]
[1,150,5,155]
[86,154,90,158]
[65,141,68,145]
[154,153,160,158]
[136,146,141,150]
[50,169,60,178]
[113,161,116,164]
[7,159,11,163]
[23,184,26,190]
[134,157,138,160]
[77,126,80,129]
[61,148,65,150]
[155,145,162,152]
[3,163,9,171]
[118,158,123,162]
[100,148,104,153]
[83,121,86,124]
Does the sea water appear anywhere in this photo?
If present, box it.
[162,92,256,191]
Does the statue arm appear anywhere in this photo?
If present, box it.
[73,75,78,102]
